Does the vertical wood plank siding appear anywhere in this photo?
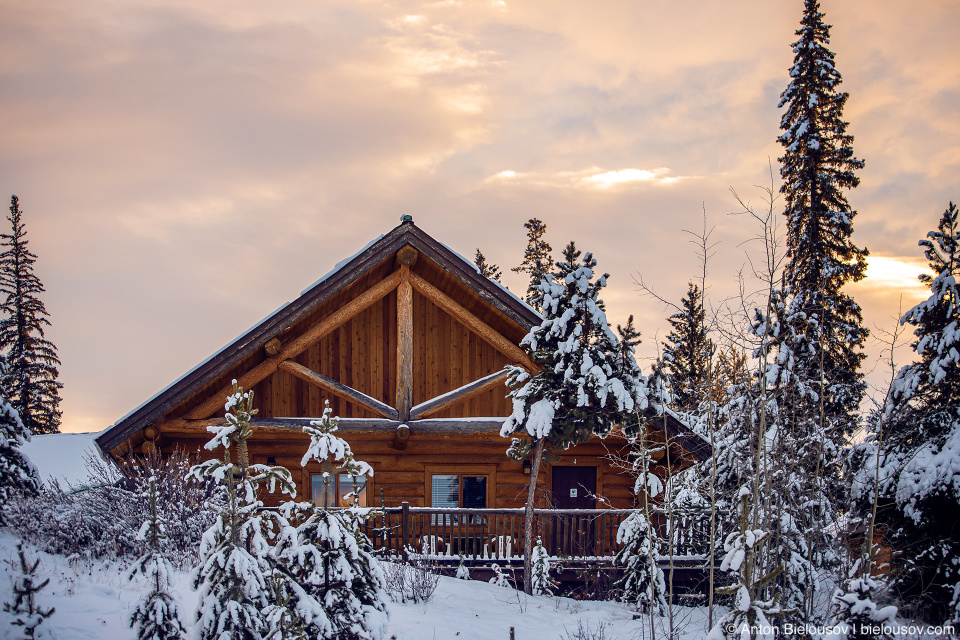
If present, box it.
[251,292,512,420]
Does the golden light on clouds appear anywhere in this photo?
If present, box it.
[485,167,682,189]
[0,0,955,432]
[862,256,933,301]
[582,168,680,188]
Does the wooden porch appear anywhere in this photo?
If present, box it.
[360,504,717,594]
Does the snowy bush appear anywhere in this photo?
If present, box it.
[6,448,219,566]
[382,554,440,604]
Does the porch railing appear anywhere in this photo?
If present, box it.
[360,504,715,561]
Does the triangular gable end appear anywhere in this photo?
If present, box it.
[96,217,542,457]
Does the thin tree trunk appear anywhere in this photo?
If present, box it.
[523,437,546,595]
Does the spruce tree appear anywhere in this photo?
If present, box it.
[775,1,867,620]
[0,196,62,435]
[511,218,553,310]
[777,0,867,443]
[274,402,388,640]
[662,282,712,413]
[856,202,960,625]
[474,249,502,282]
[128,475,187,640]
[502,241,652,593]
[615,511,667,614]
[3,543,54,640]
[188,383,321,640]
[529,537,557,597]
[0,360,41,526]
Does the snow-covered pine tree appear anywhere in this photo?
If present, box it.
[501,242,651,594]
[858,202,960,625]
[510,218,553,310]
[128,475,187,640]
[188,382,315,640]
[614,509,667,615]
[474,249,502,282]
[777,0,868,500]
[3,542,54,640]
[274,401,388,640]
[530,537,556,597]
[0,359,40,526]
[662,282,713,414]
[0,196,62,435]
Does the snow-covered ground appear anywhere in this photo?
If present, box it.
[0,530,713,640]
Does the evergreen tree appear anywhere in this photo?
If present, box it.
[777,0,868,451]
[474,249,502,282]
[188,383,321,640]
[274,402,388,640]
[0,197,61,435]
[775,2,868,619]
[128,475,187,640]
[662,282,713,413]
[0,359,40,526]
[615,510,667,614]
[3,543,54,640]
[529,537,557,597]
[502,241,653,593]
[854,202,960,625]
[511,218,553,310]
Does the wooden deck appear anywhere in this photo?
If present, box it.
[359,504,718,595]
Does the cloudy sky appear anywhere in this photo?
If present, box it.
[0,0,957,434]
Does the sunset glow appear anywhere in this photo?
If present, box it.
[0,0,955,432]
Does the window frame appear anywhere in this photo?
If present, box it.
[424,465,497,509]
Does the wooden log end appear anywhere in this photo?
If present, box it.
[265,338,282,357]
[397,245,419,266]
[143,425,160,440]
[141,440,158,456]
[391,424,411,450]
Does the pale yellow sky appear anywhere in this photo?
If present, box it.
[0,0,956,432]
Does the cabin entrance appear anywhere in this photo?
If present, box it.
[551,466,597,556]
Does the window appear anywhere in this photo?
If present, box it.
[311,473,368,508]
[431,475,487,509]
[430,474,488,525]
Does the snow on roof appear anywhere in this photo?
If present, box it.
[20,432,106,488]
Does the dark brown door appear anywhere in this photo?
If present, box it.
[550,466,597,557]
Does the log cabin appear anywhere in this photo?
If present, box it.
[95,216,710,562]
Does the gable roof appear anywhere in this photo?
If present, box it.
[96,217,541,455]
[95,217,711,465]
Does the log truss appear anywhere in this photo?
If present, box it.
[177,246,531,446]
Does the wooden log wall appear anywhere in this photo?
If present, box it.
[158,429,639,511]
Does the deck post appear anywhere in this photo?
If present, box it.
[401,501,411,561]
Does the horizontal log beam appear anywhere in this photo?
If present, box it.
[278,360,399,420]
[408,272,537,373]
[161,417,508,435]
[184,270,403,420]
[410,369,511,420]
